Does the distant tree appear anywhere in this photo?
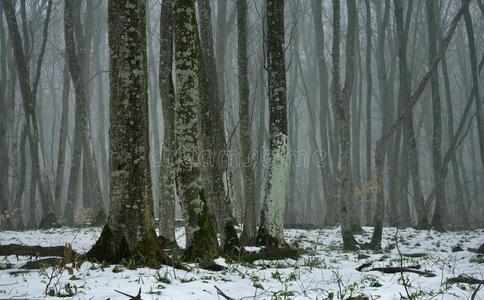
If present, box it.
[426,0,446,230]
[3,0,57,229]
[0,1,11,229]
[64,0,105,226]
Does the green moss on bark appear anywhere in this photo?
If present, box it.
[256,226,286,249]
[39,212,60,229]
[183,190,220,263]
[87,225,172,268]
[223,220,241,255]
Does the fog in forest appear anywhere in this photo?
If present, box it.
[0,0,483,299]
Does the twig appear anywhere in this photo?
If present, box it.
[114,287,142,300]
[215,285,235,300]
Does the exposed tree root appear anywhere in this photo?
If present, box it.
[0,244,78,257]
[87,226,179,269]
[446,275,484,285]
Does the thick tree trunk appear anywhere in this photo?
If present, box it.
[173,0,220,262]
[87,0,168,267]
[238,0,257,246]
[197,0,239,253]
[256,0,289,249]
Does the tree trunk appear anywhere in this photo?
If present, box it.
[197,0,239,253]
[311,0,336,227]
[173,0,220,262]
[426,0,446,230]
[54,60,70,220]
[256,0,289,249]
[335,0,358,250]
[364,0,373,225]
[238,0,257,245]
[0,1,11,230]
[87,0,168,267]
[158,0,177,245]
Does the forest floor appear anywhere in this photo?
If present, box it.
[0,226,483,299]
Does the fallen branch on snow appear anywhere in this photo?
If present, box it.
[368,266,435,277]
[0,244,78,257]
[446,275,484,285]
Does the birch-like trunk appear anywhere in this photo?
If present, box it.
[256,0,289,249]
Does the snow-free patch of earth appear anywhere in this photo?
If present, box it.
[1,226,483,299]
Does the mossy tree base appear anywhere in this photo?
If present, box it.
[240,231,257,247]
[183,211,220,263]
[255,226,287,249]
[342,230,359,251]
[223,220,241,256]
[87,225,173,268]
[39,212,60,229]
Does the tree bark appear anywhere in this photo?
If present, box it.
[335,0,358,250]
[197,0,239,254]
[256,0,289,249]
[426,0,446,230]
[54,59,70,220]
[173,0,220,262]
[87,0,169,267]
[238,0,257,246]
[158,0,177,244]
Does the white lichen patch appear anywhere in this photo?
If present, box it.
[264,133,290,242]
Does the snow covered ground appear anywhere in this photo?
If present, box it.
[0,226,483,299]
